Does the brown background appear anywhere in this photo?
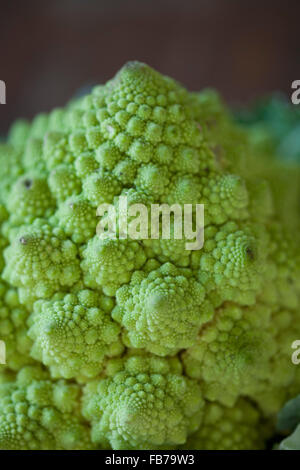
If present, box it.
[0,0,299,133]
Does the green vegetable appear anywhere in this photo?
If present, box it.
[83,355,203,450]
[0,62,300,450]
[235,94,300,164]
[0,365,94,449]
[277,394,300,450]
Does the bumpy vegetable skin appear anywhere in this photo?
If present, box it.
[0,62,300,450]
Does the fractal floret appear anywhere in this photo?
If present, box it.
[0,62,300,450]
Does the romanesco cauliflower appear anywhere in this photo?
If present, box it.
[0,61,300,450]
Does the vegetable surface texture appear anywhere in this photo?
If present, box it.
[0,62,300,450]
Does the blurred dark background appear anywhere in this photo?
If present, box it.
[0,0,299,133]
